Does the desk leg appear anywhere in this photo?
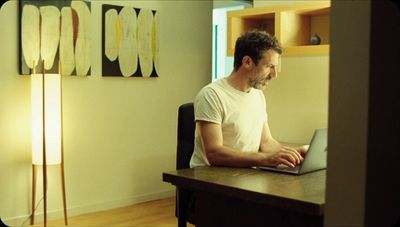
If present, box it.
[177,188,188,227]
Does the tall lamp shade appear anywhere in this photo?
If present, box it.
[31,73,62,165]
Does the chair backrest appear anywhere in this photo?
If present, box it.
[176,103,195,170]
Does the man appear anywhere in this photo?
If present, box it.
[190,30,308,168]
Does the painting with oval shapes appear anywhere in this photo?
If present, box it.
[19,0,91,76]
[102,4,159,77]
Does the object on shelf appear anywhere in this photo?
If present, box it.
[311,34,321,45]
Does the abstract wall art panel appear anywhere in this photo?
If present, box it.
[102,4,159,77]
[19,0,91,76]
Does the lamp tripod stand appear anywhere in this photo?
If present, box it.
[31,163,68,226]
[30,60,68,226]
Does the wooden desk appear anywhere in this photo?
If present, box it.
[163,166,325,227]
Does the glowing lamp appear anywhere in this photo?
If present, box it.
[31,73,62,165]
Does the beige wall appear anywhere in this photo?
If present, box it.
[264,56,329,144]
[253,0,330,144]
[0,0,212,225]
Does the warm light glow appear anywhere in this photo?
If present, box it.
[31,73,62,165]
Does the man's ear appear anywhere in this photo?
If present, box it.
[242,56,253,69]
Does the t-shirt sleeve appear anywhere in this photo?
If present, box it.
[194,87,223,124]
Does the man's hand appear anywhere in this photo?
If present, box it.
[260,146,304,168]
[295,145,310,157]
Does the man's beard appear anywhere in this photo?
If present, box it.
[248,75,270,90]
[249,79,264,89]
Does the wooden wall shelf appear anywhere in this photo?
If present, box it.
[227,2,330,56]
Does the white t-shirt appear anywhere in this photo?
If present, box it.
[189,78,268,167]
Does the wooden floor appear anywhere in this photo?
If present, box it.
[32,197,194,227]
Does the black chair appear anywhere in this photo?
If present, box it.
[176,103,196,227]
[176,103,196,170]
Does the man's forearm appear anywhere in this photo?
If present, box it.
[205,145,266,167]
[259,138,283,153]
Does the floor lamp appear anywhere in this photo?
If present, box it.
[30,61,68,226]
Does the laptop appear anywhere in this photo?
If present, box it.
[257,128,328,175]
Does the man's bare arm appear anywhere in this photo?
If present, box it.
[198,120,303,167]
[198,120,267,167]
[258,121,304,167]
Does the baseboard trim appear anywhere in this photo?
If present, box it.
[3,189,175,226]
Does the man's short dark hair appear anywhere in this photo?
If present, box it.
[233,30,282,71]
